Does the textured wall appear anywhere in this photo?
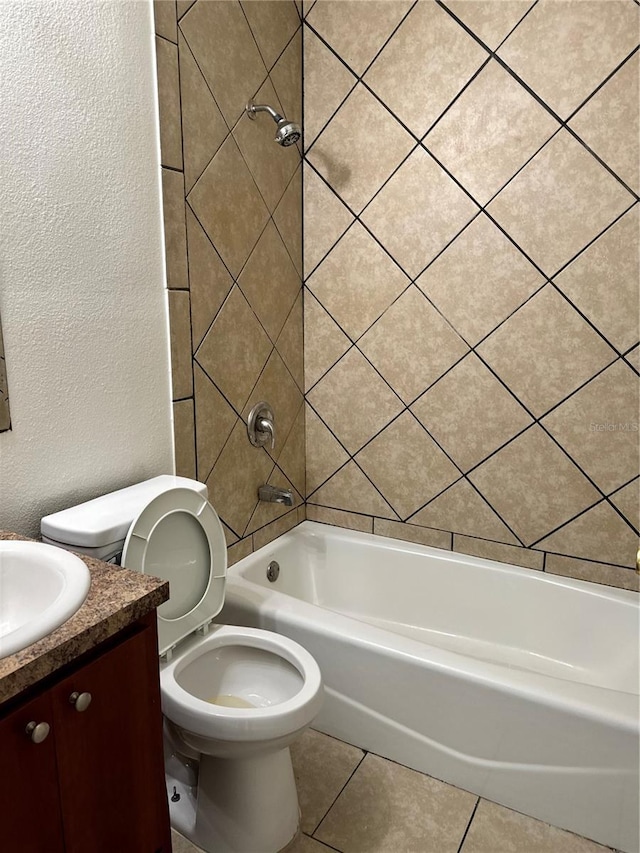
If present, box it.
[0,0,173,537]
[303,0,639,590]
[155,0,305,562]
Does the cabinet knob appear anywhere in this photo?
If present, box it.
[25,721,50,743]
[69,691,92,712]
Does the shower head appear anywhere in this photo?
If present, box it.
[246,101,301,147]
[274,117,301,147]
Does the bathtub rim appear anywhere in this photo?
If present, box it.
[241,521,638,605]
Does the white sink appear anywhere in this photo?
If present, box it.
[0,541,91,660]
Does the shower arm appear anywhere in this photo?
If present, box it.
[246,102,284,123]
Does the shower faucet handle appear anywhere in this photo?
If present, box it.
[256,417,275,449]
[247,401,275,449]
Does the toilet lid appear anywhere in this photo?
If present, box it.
[121,487,227,655]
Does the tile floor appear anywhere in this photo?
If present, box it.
[171,729,617,853]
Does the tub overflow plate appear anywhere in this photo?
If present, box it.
[267,561,280,582]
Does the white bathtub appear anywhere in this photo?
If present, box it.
[220,522,640,852]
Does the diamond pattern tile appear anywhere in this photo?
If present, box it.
[304,292,351,390]
[356,412,460,519]
[178,32,228,192]
[194,363,236,481]
[195,285,272,412]
[233,77,299,213]
[185,208,233,350]
[412,354,532,472]
[238,221,301,343]
[441,1,534,50]
[364,0,488,137]
[157,0,304,564]
[409,479,519,545]
[425,60,559,205]
[188,135,270,277]
[362,148,478,278]
[307,84,415,214]
[497,0,640,120]
[305,405,349,495]
[274,166,302,275]
[469,426,600,545]
[303,27,356,149]
[477,285,617,417]
[359,286,469,404]
[626,345,640,374]
[276,292,304,392]
[306,0,413,76]
[270,28,303,137]
[307,348,403,454]
[416,214,544,346]
[306,222,409,341]
[309,460,399,519]
[242,348,303,463]
[569,53,639,194]
[303,162,354,275]
[542,360,639,495]
[206,416,274,536]
[177,0,196,20]
[536,499,638,567]
[277,404,306,498]
[553,206,639,354]
[180,0,267,126]
[240,0,300,71]
[156,0,638,586]
[486,130,634,276]
[609,479,639,533]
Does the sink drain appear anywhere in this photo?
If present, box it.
[266,561,280,582]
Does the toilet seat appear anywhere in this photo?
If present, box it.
[160,625,323,743]
[122,487,227,656]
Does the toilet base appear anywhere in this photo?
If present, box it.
[167,746,300,853]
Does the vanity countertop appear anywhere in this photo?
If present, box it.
[0,530,169,705]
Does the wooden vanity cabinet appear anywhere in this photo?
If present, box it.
[0,614,171,853]
[1,691,65,853]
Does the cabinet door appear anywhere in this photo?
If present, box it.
[51,624,171,853]
[0,692,65,853]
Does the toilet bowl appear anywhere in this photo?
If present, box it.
[41,475,323,853]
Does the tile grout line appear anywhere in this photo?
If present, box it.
[436,0,640,199]
[310,750,368,840]
[455,797,481,853]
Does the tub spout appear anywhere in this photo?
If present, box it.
[258,485,293,506]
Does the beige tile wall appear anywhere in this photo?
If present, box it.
[155,0,305,557]
[303,0,640,590]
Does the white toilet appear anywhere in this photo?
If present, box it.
[41,475,323,853]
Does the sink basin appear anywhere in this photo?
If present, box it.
[0,541,91,660]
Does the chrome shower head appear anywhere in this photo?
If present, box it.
[246,101,301,147]
[274,118,301,147]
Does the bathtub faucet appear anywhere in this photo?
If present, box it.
[258,484,294,506]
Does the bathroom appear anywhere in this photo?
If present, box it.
[0,0,638,851]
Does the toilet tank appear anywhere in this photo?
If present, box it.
[41,475,208,562]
